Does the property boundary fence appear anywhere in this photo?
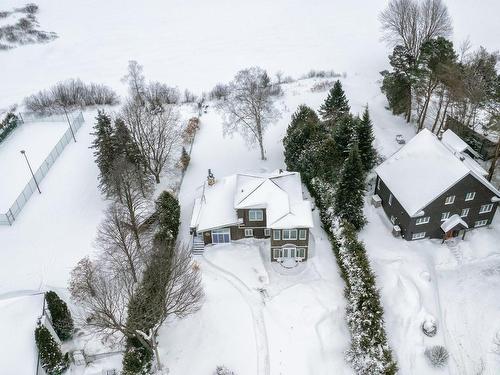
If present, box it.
[0,112,84,225]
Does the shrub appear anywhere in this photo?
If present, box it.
[209,83,230,100]
[45,291,74,341]
[424,345,449,368]
[35,324,68,375]
[179,147,190,172]
[311,80,335,92]
[214,366,236,375]
[122,338,152,375]
[301,69,341,79]
[155,191,180,241]
[422,316,437,337]
[0,112,19,143]
[182,117,200,143]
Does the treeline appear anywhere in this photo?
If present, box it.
[283,81,397,374]
[69,61,203,374]
[380,0,499,134]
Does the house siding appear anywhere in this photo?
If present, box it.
[237,208,267,228]
[405,174,498,239]
[270,228,309,262]
[375,176,411,238]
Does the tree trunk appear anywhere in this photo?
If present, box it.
[487,138,500,182]
[437,97,450,133]
[431,91,445,133]
[256,119,266,160]
[155,174,160,184]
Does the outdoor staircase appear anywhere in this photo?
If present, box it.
[192,236,205,255]
[446,238,463,263]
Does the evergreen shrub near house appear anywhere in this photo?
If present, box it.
[424,345,449,368]
[283,100,397,374]
[34,324,68,375]
[214,365,236,375]
[179,146,190,172]
[45,291,74,341]
[0,112,19,143]
[154,191,181,242]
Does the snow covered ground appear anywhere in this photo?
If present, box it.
[0,0,499,374]
[0,120,67,211]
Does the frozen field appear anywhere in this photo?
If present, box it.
[0,120,67,212]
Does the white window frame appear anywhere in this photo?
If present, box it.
[273,229,281,240]
[388,193,393,206]
[475,219,488,227]
[479,203,494,214]
[248,209,264,221]
[390,215,396,224]
[412,232,426,240]
[376,178,381,191]
[282,229,298,240]
[299,229,307,240]
[460,208,469,218]
[244,228,253,237]
[296,248,306,258]
[445,195,455,205]
[441,212,450,221]
[465,192,476,201]
[273,248,282,259]
[264,228,271,237]
[415,216,430,225]
[211,228,231,243]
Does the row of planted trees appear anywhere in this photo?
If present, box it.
[284,81,398,374]
[66,62,203,374]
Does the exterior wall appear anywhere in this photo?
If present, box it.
[237,208,267,228]
[375,176,411,238]
[270,228,309,261]
[405,174,498,239]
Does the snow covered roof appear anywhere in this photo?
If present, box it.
[0,293,45,373]
[376,129,500,217]
[191,170,313,232]
[440,214,468,233]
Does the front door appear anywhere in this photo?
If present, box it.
[282,246,296,259]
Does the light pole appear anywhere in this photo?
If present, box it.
[20,150,41,194]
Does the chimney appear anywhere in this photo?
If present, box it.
[207,169,215,186]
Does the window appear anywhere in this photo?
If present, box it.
[388,193,393,206]
[299,229,307,240]
[282,229,298,240]
[296,248,306,258]
[244,228,253,237]
[415,216,430,225]
[273,248,282,258]
[376,178,381,191]
[264,228,271,237]
[282,248,289,257]
[479,203,494,214]
[465,192,476,201]
[445,195,455,205]
[248,209,264,221]
[441,212,450,221]
[211,228,230,243]
[273,229,281,240]
[475,219,488,227]
[412,232,426,240]
[460,208,469,218]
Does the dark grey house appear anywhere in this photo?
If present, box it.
[190,171,314,264]
[374,129,500,241]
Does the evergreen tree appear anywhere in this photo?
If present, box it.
[34,324,68,375]
[179,146,190,172]
[155,191,181,242]
[356,107,377,172]
[90,111,115,196]
[283,105,320,173]
[45,291,74,341]
[334,143,366,229]
[332,115,356,158]
[113,118,143,167]
[318,80,350,122]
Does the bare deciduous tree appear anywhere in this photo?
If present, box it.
[217,67,281,160]
[122,99,182,183]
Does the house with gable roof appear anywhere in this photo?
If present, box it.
[190,170,314,264]
[373,128,500,241]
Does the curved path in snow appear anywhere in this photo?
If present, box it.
[200,257,270,375]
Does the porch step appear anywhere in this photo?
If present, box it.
[192,238,205,255]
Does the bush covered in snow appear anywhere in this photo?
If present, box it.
[182,117,200,144]
[424,345,449,368]
[0,112,18,143]
[179,146,190,172]
[34,324,68,375]
[45,291,74,341]
[214,365,236,375]
[422,316,437,337]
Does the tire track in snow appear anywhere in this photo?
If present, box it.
[200,257,270,375]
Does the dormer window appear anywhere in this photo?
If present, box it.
[248,209,264,221]
[465,192,475,201]
[444,195,455,205]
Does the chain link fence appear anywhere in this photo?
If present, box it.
[0,112,84,225]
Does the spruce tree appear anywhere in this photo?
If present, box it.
[35,324,68,375]
[356,107,377,172]
[155,191,181,242]
[113,118,143,167]
[283,104,320,173]
[332,115,356,158]
[90,111,115,196]
[45,291,74,341]
[334,143,366,230]
[318,80,350,122]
